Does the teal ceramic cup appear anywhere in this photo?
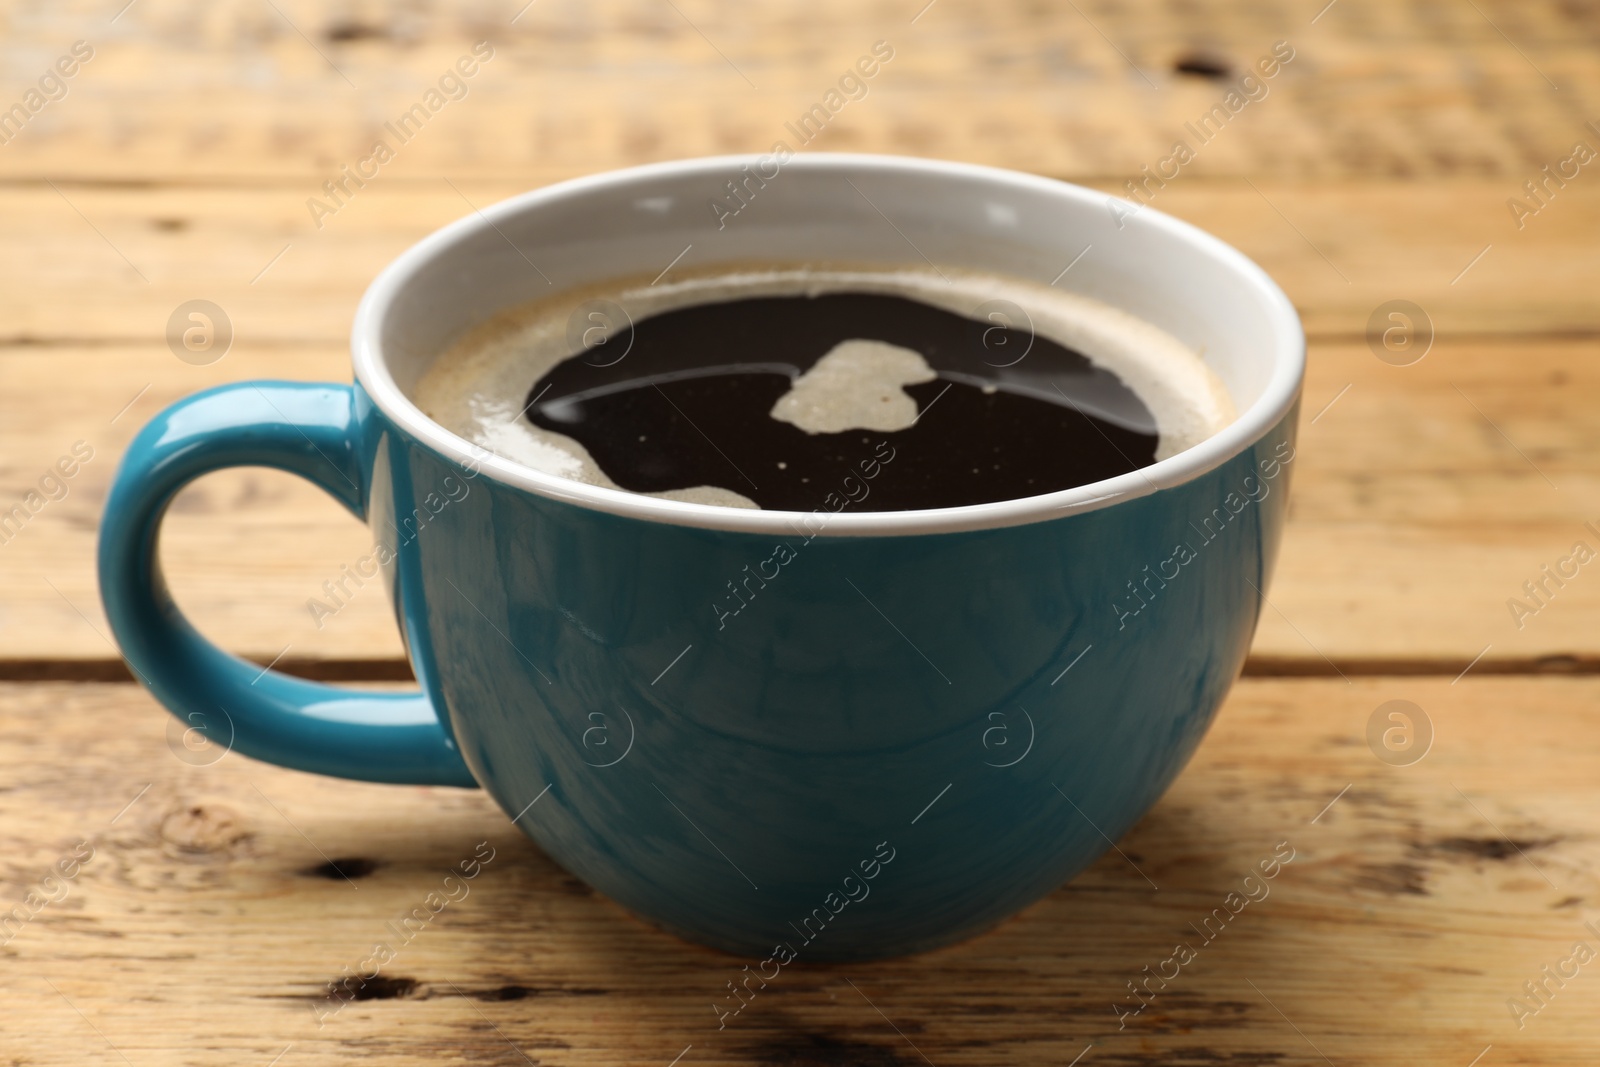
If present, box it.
[98,155,1303,960]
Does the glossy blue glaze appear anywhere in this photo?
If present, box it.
[100,377,1295,959]
[97,382,475,787]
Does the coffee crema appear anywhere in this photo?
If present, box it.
[412,267,1236,512]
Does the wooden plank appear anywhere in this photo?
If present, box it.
[1264,333,1600,673]
[4,326,1598,667]
[2,181,1595,346]
[0,676,1595,1064]
[0,0,1595,181]
[2,0,1595,670]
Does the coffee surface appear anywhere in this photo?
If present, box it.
[525,291,1157,511]
[412,267,1237,511]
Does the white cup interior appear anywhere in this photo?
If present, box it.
[353,154,1304,535]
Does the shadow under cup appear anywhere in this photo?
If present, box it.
[115,154,1305,962]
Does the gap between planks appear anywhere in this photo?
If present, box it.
[0,174,1491,190]
[3,655,1597,684]
[10,329,1600,347]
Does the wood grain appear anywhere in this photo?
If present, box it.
[2,181,1598,345]
[3,0,1597,1061]
[1,677,1595,1065]
[3,1,1596,672]
[3,331,1597,668]
[0,0,1595,182]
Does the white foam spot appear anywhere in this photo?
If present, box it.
[769,339,935,435]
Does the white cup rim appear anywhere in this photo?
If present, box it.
[352,153,1304,537]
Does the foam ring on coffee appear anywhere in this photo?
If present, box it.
[413,267,1237,510]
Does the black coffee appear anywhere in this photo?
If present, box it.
[521,291,1158,511]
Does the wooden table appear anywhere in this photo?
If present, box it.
[3,0,1597,1062]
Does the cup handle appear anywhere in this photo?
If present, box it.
[97,380,478,787]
